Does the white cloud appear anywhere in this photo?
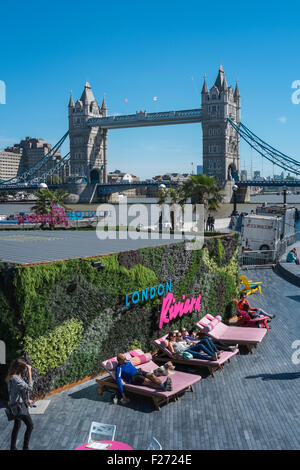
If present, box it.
[278,116,287,124]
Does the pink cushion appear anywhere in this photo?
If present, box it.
[198,314,222,332]
[105,352,131,369]
[130,353,152,365]
[106,360,117,371]
[130,349,144,357]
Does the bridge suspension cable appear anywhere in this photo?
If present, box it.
[0,131,69,185]
[0,153,70,190]
[227,119,300,176]
[28,153,70,184]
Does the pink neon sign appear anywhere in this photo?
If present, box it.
[159,293,202,329]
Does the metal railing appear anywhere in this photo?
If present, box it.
[240,237,292,268]
[240,250,277,267]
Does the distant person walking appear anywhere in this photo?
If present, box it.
[5,358,34,450]
[210,216,215,232]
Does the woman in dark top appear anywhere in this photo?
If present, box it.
[5,358,34,450]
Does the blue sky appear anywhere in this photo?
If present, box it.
[0,0,299,179]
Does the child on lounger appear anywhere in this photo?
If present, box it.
[180,328,199,342]
[116,353,173,404]
[170,332,220,361]
[196,331,238,352]
[182,328,238,353]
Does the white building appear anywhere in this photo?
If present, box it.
[0,150,22,180]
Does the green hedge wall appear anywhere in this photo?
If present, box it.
[0,235,239,399]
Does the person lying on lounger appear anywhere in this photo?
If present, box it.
[180,327,238,352]
[168,332,220,361]
[180,327,199,342]
[238,293,275,321]
[195,330,238,352]
[116,353,173,404]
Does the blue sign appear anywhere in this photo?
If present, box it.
[125,281,172,307]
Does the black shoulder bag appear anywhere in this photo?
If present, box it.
[5,403,22,421]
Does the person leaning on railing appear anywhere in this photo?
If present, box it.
[286,248,300,265]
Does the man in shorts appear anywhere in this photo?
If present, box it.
[116,353,172,404]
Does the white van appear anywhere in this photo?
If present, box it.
[241,214,282,251]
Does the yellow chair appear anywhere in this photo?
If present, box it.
[240,275,262,296]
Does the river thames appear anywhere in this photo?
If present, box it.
[1,194,300,233]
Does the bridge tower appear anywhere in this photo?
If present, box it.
[201,66,244,201]
[68,82,108,183]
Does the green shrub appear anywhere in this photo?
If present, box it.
[0,236,239,398]
[214,238,225,266]
[24,319,84,374]
[130,338,142,351]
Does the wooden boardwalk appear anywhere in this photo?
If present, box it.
[1,268,300,450]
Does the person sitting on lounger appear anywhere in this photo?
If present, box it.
[238,293,275,321]
[116,353,172,404]
[180,327,199,342]
[165,332,177,350]
[196,330,238,352]
[238,303,274,328]
[169,332,220,361]
[181,327,238,352]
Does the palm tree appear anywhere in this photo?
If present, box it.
[182,174,224,211]
[31,188,69,214]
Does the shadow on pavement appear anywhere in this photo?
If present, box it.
[245,372,300,381]
[286,296,300,303]
[68,384,112,402]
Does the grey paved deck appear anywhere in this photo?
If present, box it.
[0,230,188,264]
[0,268,300,450]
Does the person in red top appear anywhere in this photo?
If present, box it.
[237,292,250,311]
[238,293,275,321]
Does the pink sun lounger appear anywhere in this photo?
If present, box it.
[153,334,239,377]
[196,314,267,353]
[97,350,201,411]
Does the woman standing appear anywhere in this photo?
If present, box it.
[5,358,34,450]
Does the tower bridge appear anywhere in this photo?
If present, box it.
[86,108,203,129]
[67,65,241,202]
[1,65,300,203]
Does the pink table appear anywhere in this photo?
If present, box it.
[75,440,133,450]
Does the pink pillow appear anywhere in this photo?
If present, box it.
[208,315,222,330]
[130,349,144,357]
[105,360,117,371]
[142,352,152,363]
[198,314,222,332]
[130,352,152,365]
